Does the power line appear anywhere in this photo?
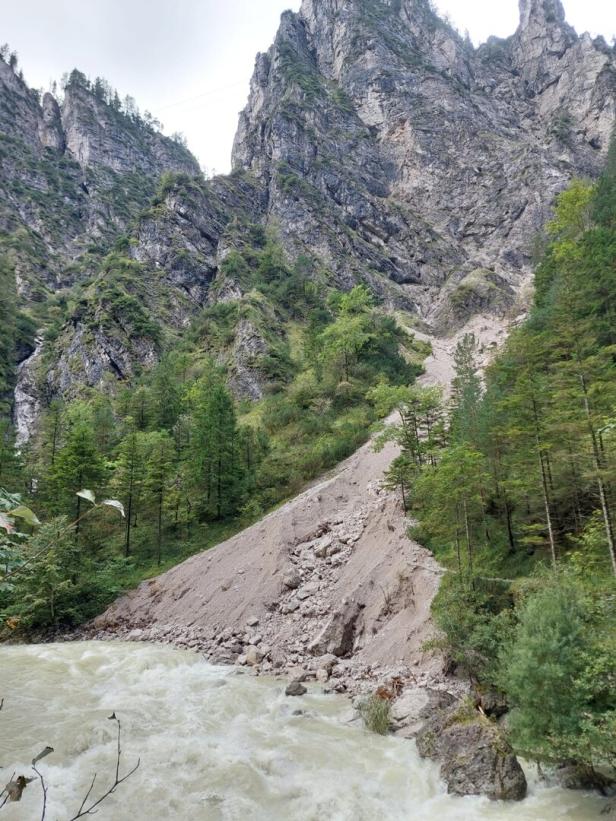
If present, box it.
[156,80,246,112]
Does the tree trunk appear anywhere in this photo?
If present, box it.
[463,497,474,582]
[532,398,557,566]
[125,490,133,558]
[580,374,616,576]
[455,507,463,576]
[157,490,163,566]
[504,496,516,554]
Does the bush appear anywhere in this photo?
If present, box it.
[359,695,392,735]
[431,575,514,686]
[2,517,125,631]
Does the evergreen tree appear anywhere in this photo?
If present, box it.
[143,431,174,565]
[112,422,148,557]
[188,367,245,520]
[450,333,482,447]
[47,405,106,526]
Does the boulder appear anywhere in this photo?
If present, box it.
[391,688,431,738]
[245,645,264,666]
[316,653,338,672]
[308,602,361,657]
[285,680,308,697]
[416,699,527,801]
[297,581,319,600]
[283,572,301,589]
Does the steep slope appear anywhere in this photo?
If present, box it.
[0,64,199,295]
[90,315,507,692]
[0,60,201,431]
[232,0,615,325]
[4,0,614,429]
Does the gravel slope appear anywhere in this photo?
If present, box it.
[91,315,510,695]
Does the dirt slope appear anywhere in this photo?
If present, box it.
[91,315,510,693]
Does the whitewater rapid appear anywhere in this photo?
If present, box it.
[0,642,606,820]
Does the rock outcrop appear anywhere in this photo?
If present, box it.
[232,0,615,323]
[2,0,615,428]
[416,697,528,801]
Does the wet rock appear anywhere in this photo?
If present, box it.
[553,763,615,793]
[316,653,338,672]
[391,688,431,738]
[285,680,308,697]
[245,645,264,666]
[416,699,527,801]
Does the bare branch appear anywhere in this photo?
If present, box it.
[67,714,140,820]
[31,763,48,821]
[0,772,15,810]
[0,711,138,820]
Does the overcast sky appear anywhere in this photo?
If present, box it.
[3,1,615,173]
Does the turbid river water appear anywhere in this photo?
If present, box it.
[0,642,607,820]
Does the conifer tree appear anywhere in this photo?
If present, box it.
[188,367,245,520]
[47,404,106,526]
[143,431,174,565]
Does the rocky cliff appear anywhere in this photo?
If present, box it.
[0,65,200,297]
[0,62,200,433]
[2,0,615,433]
[233,0,615,323]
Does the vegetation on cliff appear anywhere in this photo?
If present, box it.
[0,266,420,631]
[377,135,616,781]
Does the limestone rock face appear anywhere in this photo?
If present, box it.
[38,93,65,152]
[0,58,202,434]
[2,0,615,428]
[232,0,616,324]
[61,84,199,177]
[0,61,201,292]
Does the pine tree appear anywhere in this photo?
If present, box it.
[450,333,482,447]
[143,431,174,565]
[112,422,148,557]
[47,405,106,526]
[188,367,244,520]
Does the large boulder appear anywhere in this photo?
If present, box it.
[416,699,527,801]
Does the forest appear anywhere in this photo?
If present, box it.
[374,133,616,783]
[0,253,421,631]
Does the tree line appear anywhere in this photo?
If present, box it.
[371,134,616,784]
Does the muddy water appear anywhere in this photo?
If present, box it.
[0,642,606,820]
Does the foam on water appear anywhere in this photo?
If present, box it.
[0,642,607,820]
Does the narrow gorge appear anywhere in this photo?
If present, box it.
[1,0,615,818]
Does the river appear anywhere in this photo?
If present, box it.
[0,642,606,820]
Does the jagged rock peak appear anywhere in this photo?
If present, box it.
[38,92,65,152]
[518,0,567,31]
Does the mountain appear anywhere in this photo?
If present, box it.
[0,65,199,297]
[232,0,614,318]
[1,0,615,435]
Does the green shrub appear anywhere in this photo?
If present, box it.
[359,695,392,735]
